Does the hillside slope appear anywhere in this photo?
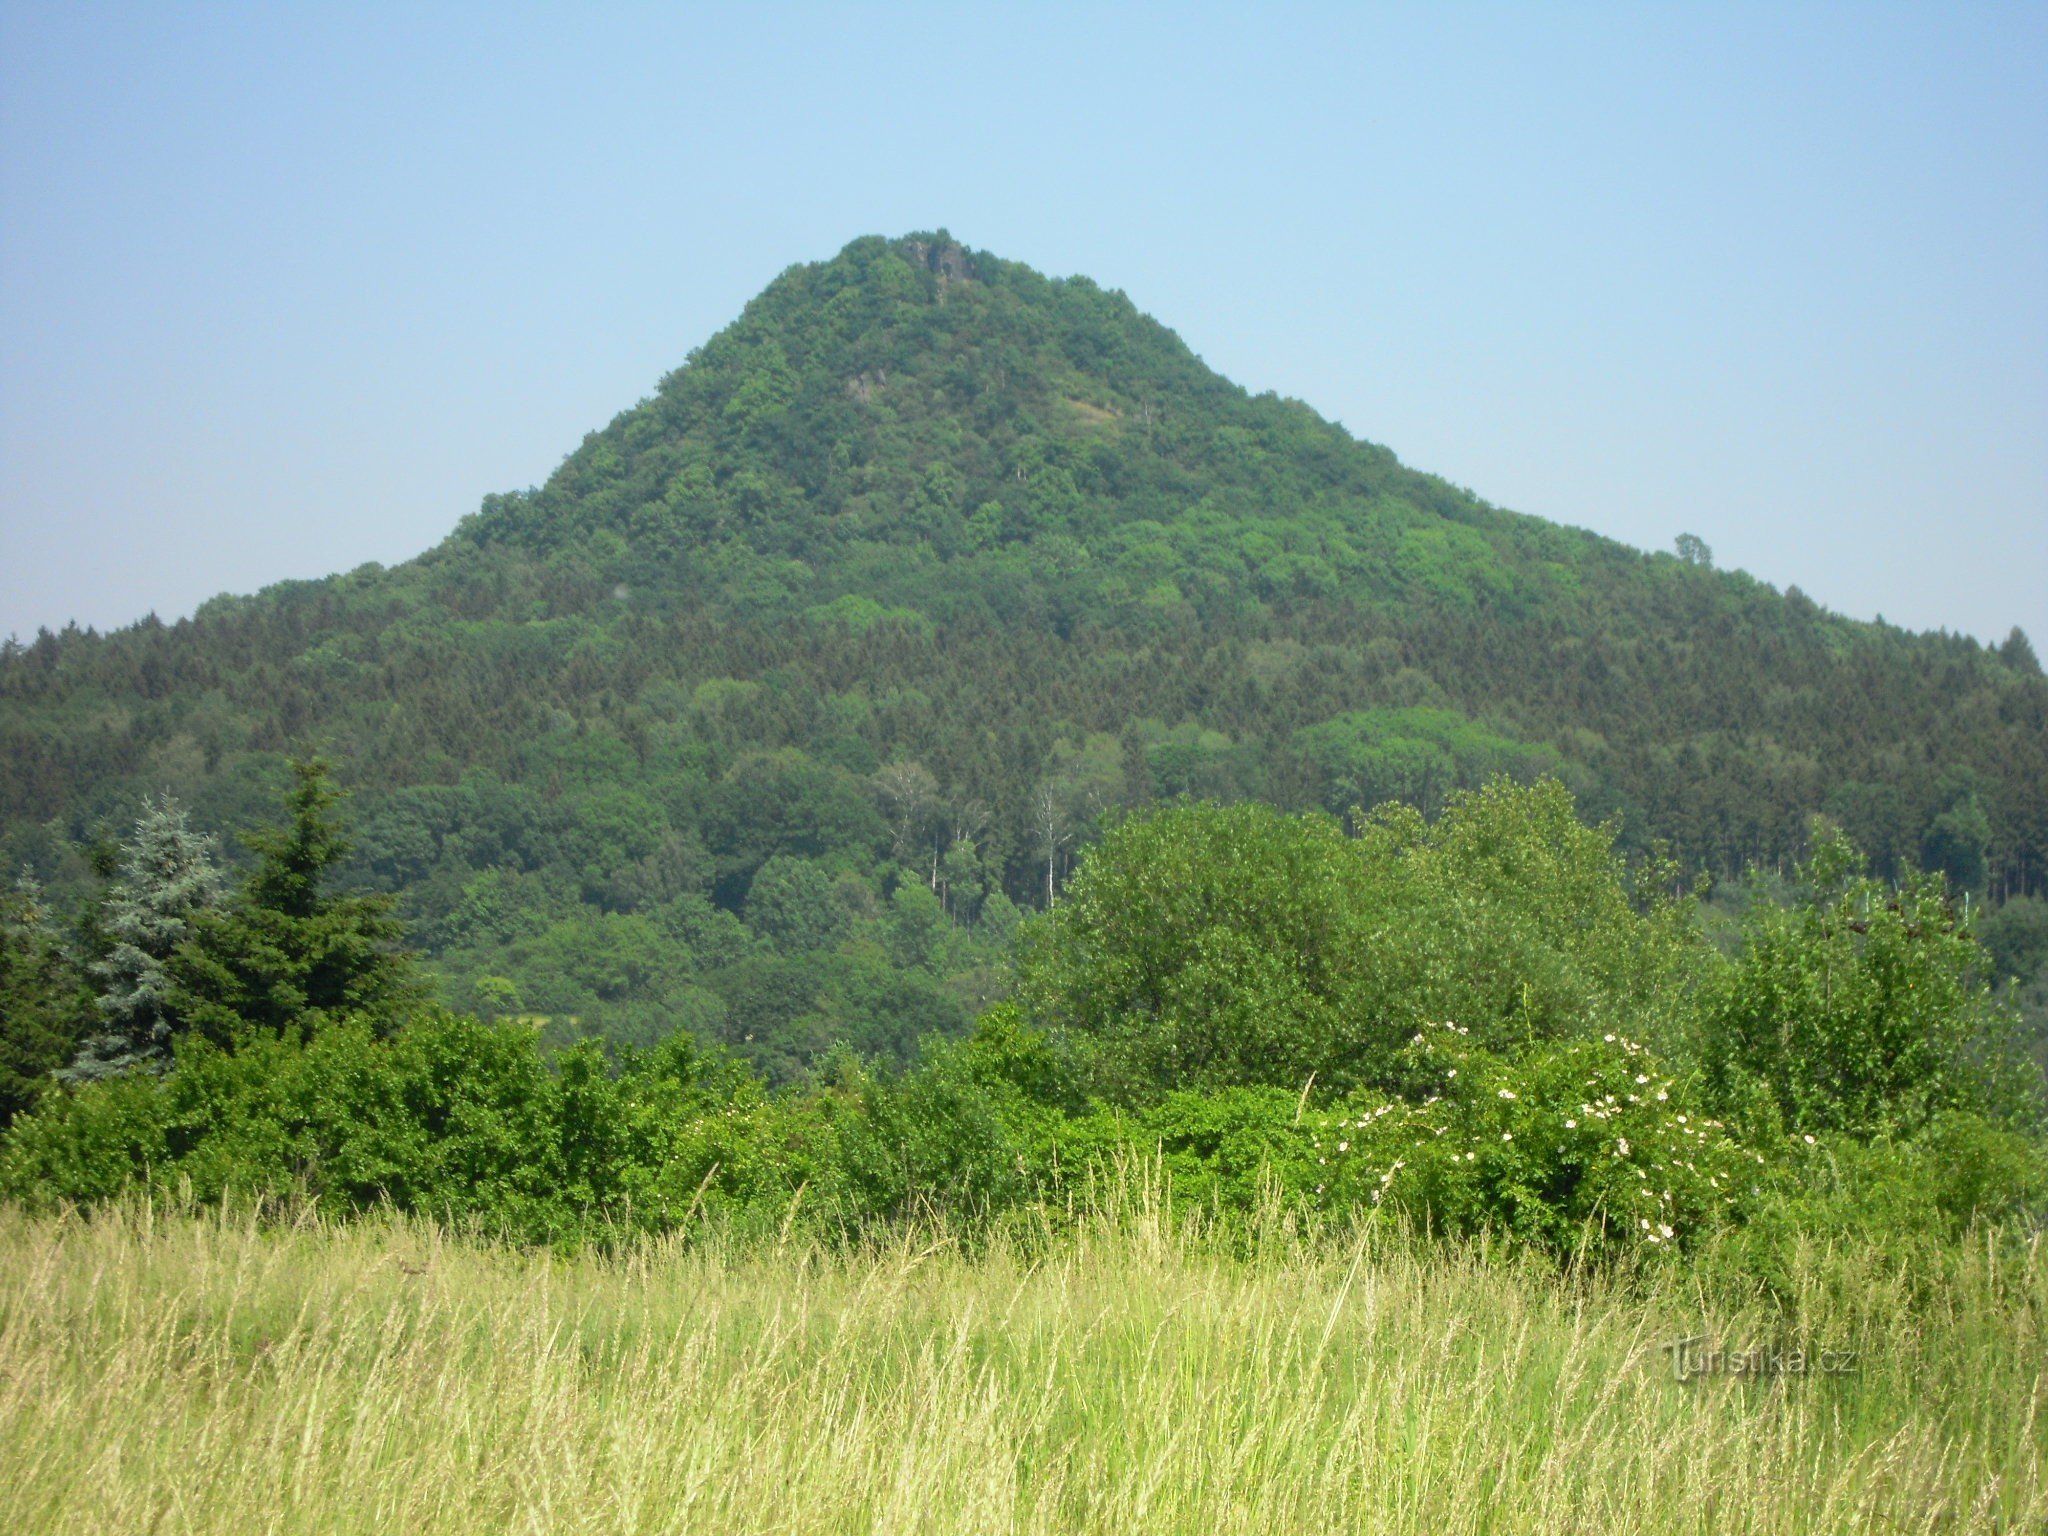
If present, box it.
[4,231,2043,1064]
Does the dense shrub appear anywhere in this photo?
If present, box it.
[1704,825,2042,1138]
[1013,779,1704,1101]
[1303,1024,1764,1258]
[0,1010,1038,1246]
[5,779,2044,1270]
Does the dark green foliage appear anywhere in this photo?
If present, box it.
[744,856,847,954]
[701,947,968,1086]
[702,750,888,904]
[0,878,92,1126]
[1920,782,1992,893]
[4,775,2045,1265]
[170,759,422,1044]
[1979,892,2048,1035]
[2,233,2044,1073]
[2,233,2045,1267]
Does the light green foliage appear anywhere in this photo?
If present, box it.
[5,771,2045,1272]
[1705,822,2038,1137]
[0,1009,1029,1245]
[1010,1025,1764,1261]
[1015,779,1704,1100]
[936,837,985,917]
[6,231,2047,1081]
[1127,717,1257,802]
[977,889,1022,946]
[885,879,946,970]
[1013,799,1366,1097]
[1393,521,1513,608]
[516,912,679,1006]
[1307,1024,1762,1260]
[801,593,933,637]
[1709,1114,2048,1294]
[1291,706,1557,817]
[1355,779,1705,1056]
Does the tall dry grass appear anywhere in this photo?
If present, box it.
[1,1183,2042,1534]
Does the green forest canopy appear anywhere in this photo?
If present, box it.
[3,232,2044,1067]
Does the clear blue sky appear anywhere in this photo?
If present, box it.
[3,2,2043,647]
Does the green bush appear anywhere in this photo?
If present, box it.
[1705,824,2042,1138]
[1014,779,1705,1101]
[1304,1024,1765,1258]
[6,780,2043,1277]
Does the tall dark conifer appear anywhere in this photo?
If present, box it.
[172,759,420,1043]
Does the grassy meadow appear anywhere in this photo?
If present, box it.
[2,1187,2042,1535]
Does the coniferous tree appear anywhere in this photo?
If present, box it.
[64,795,223,1083]
[0,874,91,1125]
[3,232,2047,1072]
[171,758,420,1044]
[1999,626,2041,675]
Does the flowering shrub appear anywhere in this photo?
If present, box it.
[2,1004,2021,1268]
[1304,1023,1767,1258]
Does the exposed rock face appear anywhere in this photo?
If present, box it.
[903,237,974,285]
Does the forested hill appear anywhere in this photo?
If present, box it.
[4,231,2045,1064]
